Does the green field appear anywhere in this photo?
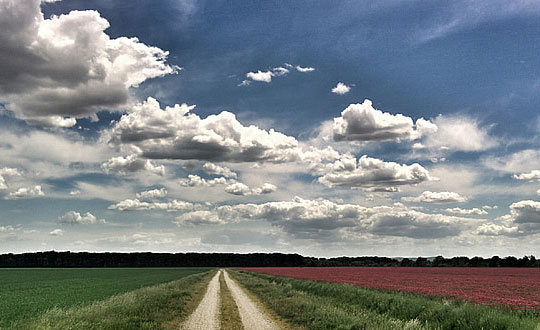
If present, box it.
[230,270,540,330]
[0,268,209,328]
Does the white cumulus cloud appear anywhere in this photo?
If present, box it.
[246,70,274,83]
[225,182,252,196]
[296,65,315,72]
[108,97,302,163]
[333,99,436,142]
[192,197,473,239]
[136,188,167,200]
[402,191,467,203]
[252,183,277,195]
[318,155,431,189]
[203,162,237,179]
[58,211,105,225]
[445,207,487,215]
[331,82,351,95]
[7,185,44,199]
[0,0,178,127]
[476,200,540,236]
[101,154,165,176]
[108,198,200,212]
[179,175,229,187]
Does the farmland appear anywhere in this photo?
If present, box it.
[0,268,209,329]
[231,269,540,329]
[240,267,540,310]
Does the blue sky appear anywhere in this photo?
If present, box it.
[1,0,540,257]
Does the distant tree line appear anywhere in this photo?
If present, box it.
[0,251,538,268]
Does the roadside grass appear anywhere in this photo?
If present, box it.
[220,270,243,330]
[0,267,209,327]
[5,269,216,330]
[230,270,540,330]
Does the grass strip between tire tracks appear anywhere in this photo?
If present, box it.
[220,270,244,330]
[6,269,217,330]
[230,269,540,330]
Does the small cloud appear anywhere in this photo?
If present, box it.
[225,182,252,196]
[174,210,225,226]
[50,229,64,236]
[252,183,277,195]
[444,207,488,216]
[58,211,106,225]
[246,70,273,83]
[136,188,168,200]
[101,154,165,176]
[296,65,315,72]
[225,182,276,196]
[272,66,289,76]
[402,191,467,203]
[179,175,229,187]
[513,170,540,181]
[331,82,351,95]
[7,185,44,199]
[203,162,237,179]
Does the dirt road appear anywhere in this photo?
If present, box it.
[181,270,221,330]
[223,270,279,330]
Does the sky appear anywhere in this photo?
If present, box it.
[1,0,540,257]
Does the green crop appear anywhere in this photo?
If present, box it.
[0,268,209,328]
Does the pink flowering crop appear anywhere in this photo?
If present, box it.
[239,267,540,310]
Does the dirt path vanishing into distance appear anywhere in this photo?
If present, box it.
[181,270,221,330]
[223,270,279,330]
[182,269,280,330]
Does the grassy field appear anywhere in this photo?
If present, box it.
[230,269,540,330]
[0,268,210,329]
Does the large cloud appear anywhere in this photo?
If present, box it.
[369,209,468,239]
[318,155,431,188]
[402,191,467,203]
[175,197,471,240]
[332,99,436,142]
[476,200,540,236]
[108,97,302,163]
[0,0,177,126]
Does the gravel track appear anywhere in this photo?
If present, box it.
[223,270,279,330]
[181,270,221,330]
